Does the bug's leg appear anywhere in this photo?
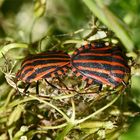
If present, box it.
[36,81,39,95]
[98,84,103,92]
[23,83,31,95]
[81,79,100,95]
[45,78,76,93]
[56,77,69,90]
[122,80,127,87]
[45,79,59,89]
[85,78,93,89]
[118,80,127,93]
[57,77,79,93]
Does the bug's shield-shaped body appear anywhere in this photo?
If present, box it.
[16,51,70,83]
[71,43,130,87]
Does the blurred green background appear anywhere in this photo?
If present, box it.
[0,0,140,140]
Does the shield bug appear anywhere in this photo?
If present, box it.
[16,51,70,94]
[71,42,130,89]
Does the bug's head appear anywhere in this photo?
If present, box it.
[91,41,110,48]
[94,41,105,48]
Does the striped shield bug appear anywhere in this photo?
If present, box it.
[70,42,130,89]
[16,51,70,94]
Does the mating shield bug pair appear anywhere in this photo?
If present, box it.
[16,42,130,94]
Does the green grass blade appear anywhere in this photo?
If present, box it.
[83,0,134,51]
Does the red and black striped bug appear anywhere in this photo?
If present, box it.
[70,42,130,89]
[16,51,70,94]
